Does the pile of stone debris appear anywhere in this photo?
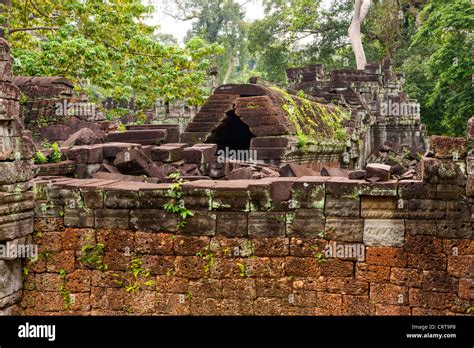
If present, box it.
[33,128,283,182]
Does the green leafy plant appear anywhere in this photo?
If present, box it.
[184,290,193,299]
[79,243,108,272]
[117,121,127,132]
[163,172,194,229]
[296,132,309,150]
[196,247,215,276]
[34,151,48,164]
[48,142,62,163]
[58,268,72,310]
[113,258,155,293]
[310,244,327,264]
[237,262,247,277]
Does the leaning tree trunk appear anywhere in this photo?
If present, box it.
[348,0,372,70]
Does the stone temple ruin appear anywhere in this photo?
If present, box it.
[0,36,473,316]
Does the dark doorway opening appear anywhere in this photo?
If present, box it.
[207,110,254,151]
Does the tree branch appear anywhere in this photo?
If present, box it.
[29,0,52,19]
[8,26,58,33]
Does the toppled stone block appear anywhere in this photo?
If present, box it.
[61,128,101,147]
[106,129,166,145]
[114,148,162,178]
[227,167,253,180]
[279,163,316,177]
[348,170,366,180]
[68,144,104,164]
[321,166,350,177]
[421,157,466,185]
[98,163,120,174]
[365,163,391,182]
[151,143,187,163]
[209,157,231,178]
[430,135,467,159]
[183,144,217,164]
[260,167,280,178]
[75,163,101,179]
[101,142,141,159]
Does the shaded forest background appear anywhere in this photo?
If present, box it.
[2,0,473,135]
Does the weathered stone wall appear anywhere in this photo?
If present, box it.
[16,153,473,314]
[0,39,35,315]
[287,59,427,168]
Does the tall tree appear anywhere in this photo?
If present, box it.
[408,0,474,135]
[171,0,247,84]
[348,0,371,69]
[248,0,355,83]
[1,0,223,113]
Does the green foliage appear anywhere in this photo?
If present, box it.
[276,87,347,144]
[248,0,355,82]
[5,0,223,110]
[163,172,194,229]
[34,150,48,164]
[407,0,474,135]
[58,268,72,310]
[236,262,247,277]
[196,247,215,276]
[79,243,108,272]
[296,132,309,150]
[113,258,156,293]
[34,143,62,164]
[48,142,62,163]
[310,244,326,263]
[173,0,248,84]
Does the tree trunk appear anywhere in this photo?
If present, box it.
[348,0,371,70]
[0,0,12,38]
[222,55,236,85]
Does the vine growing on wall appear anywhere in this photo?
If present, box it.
[163,172,194,229]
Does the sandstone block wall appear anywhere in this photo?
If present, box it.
[15,165,473,315]
[0,39,35,315]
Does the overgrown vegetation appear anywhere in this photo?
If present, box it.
[79,243,108,272]
[196,247,215,277]
[113,258,156,293]
[277,88,348,146]
[58,268,72,310]
[33,142,62,164]
[163,172,194,229]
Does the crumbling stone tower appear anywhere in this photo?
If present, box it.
[287,59,427,168]
[0,38,35,314]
